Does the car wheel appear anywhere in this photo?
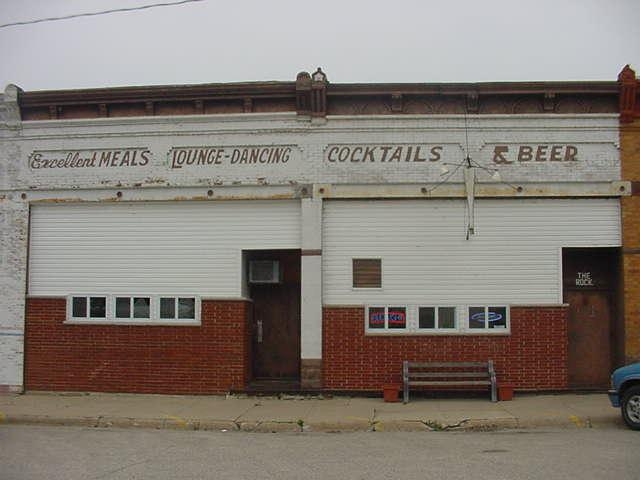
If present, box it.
[621,385,640,430]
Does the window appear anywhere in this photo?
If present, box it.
[365,304,509,334]
[115,297,151,320]
[70,296,106,319]
[66,295,200,324]
[160,297,196,320]
[368,307,386,329]
[388,306,406,329]
[468,306,508,330]
[418,306,456,330]
[353,258,381,288]
[367,306,406,330]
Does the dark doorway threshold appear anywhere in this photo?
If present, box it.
[232,378,325,396]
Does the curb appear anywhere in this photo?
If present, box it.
[0,413,623,432]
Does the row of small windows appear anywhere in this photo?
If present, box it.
[366,305,509,332]
[69,296,197,322]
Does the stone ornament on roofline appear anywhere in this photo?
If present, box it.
[618,64,637,124]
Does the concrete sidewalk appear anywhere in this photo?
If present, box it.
[0,391,623,432]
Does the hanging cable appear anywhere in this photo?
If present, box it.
[422,161,464,195]
[463,98,471,159]
[423,93,524,239]
[0,0,205,29]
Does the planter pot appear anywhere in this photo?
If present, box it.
[383,383,401,403]
[498,384,514,401]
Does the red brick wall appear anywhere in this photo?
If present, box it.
[621,119,640,363]
[25,298,251,394]
[323,306,568,391]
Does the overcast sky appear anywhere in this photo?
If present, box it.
[1,0,639,92]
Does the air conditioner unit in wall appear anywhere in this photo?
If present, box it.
[249,260,281,284]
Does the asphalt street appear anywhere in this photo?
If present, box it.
[0,424,638,480]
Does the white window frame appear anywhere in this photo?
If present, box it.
[114,296,152,320]
[65,294,201,325]
[465,305,510,332]
[158,296,200,322]
[365,304,510,335]
[67,295,108,321]
[365,305,408,332]
[416,305,457,332]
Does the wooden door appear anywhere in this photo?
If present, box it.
[251,252,300,379]
[566,290,612,389]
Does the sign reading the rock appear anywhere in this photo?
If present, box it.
[575,272,594,287]
[29,148,151,170]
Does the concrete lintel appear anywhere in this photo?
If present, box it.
[314,181,631,199]
[7,184,312,204]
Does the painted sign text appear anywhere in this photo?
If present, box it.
[325,145,443,163]
[29,149,151,170]
[169,146,292,169]
[493,145,578,164]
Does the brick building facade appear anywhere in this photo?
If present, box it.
[0,67,636,395]
[619,65,640,365]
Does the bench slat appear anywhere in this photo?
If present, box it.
[408,372,489,378]
[406,362,488,368]
[408,380,491,386]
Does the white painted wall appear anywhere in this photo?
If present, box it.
[29,200,301,297]
[0,114,620,193]
[301,198,323,359]
[322,198,621,306]
[0,198,28,391]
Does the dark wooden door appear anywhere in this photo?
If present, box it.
[566,290,612,389]
[251,252,300,379]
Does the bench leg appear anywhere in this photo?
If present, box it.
[488,359,497,402]
[402,360,409,404]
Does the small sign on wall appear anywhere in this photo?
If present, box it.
[388,307,406,329]
[575,272,594,287]
[562,248,618,291]
[368,307,385,329]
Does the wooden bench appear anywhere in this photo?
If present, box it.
[402,360,497,403]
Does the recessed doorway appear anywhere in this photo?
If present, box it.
[562,247,621,389]
[245,249,301,385]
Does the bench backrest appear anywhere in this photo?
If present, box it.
[403,361,495,380]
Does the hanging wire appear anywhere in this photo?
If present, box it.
[463,100,471,159]
[463,96,520,191]
[465,165,476,240]
[0,0,205,29]
[422,161,464,195]
[463,95,476,239]
[420,95,526,240]
[467,157,522,192]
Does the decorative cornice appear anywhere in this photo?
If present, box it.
[20,81,297,106]
[327,81,618,96]
[13,69,623,122]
